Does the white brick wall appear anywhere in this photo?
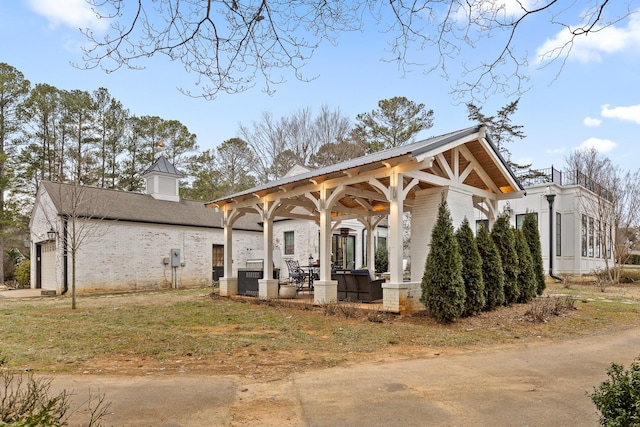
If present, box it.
[70,220,261,292]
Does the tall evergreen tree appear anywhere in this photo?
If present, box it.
[0,63,30,281]
[355,96,434,153]
[522,212,546,295]
[476,224,505,310]
[514,228,537,303]
[421,197,465,323]
[491,215,520,305]
[456,218,485,316]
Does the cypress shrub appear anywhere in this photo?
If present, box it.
[421,198,465,323]
[514,229,537,303]
[491,215,520,305]
[455,218,485,316]
[522,212,546,295]
[476,224,505,310]
[375,244,389,274]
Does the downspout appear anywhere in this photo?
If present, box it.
[62,215,69,294]
[545,192,564,282]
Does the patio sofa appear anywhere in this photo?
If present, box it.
[331,269,384,303]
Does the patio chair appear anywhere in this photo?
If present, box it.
[284,259,310,291]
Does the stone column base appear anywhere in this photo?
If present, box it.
[313,280,338,305]
[258,278,279,299]
[219,277,238,296]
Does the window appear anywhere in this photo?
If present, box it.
[515,212,537,230]
[596,220,601,258]
[588,217,594,258]
[581,215,588,257]
[284,231,295,255]
[212,244,224,267]
[376,236,387,250]
[556,212,561,257]
[476,219,489,234]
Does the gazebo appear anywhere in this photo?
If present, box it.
[206,125,524,313]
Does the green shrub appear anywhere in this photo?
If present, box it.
[375,244,389,274]
[421,197,465,323]
[523,212,546,294]
[514,229,537,303]
[15,259,30,288]
[591,357,640,426]
[476,224,505,310]
[491,215,520,305]
[456,218,485,316]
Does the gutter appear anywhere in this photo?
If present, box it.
[545,193,564,283]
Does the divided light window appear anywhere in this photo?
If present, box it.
[284,231,295,255]
[556,212,561,257]
[581,215,588,257]
[588,217,595,258]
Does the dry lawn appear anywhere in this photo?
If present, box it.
[1,280,639,381]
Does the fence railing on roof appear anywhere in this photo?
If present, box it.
[516,166,613,202]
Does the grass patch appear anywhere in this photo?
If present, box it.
[0,285,638,378]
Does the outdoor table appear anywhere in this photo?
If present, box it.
[301,264,320,288]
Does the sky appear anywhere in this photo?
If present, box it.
[1,0,639,174]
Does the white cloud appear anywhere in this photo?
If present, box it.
[536,11,640,64]
[583,117,602,127]
[601,104,640,124]
[546,147,565,155]
[575,137,618,152]
[28,0,108,31]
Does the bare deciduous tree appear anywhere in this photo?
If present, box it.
[39,180,110,309]
[239,105,353,182]
[566,148,640,282]
[80,1,630,100]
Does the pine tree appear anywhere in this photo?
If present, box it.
[421,198,465,323]
[514,228,537,303]
[522,212,546,295]
[455,218,485,316]
[491,215,520,305]
[476,224,505,310]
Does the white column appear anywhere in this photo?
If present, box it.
[314,185,337,304]
[389,171,404,284]
[367,220,376,274]
[220,206,237,296]
[258,200,279,299]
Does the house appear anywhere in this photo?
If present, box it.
[497,166,615,277]
[29,156,263,294]
[207,125,524,313]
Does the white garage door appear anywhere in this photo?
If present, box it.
[40,242,56,290]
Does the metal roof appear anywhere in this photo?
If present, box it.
[142,155,183,177]
[209,125,523,206]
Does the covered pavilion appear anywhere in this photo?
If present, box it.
[206,125,524,313]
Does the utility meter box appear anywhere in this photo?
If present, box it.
[170,249,181,267]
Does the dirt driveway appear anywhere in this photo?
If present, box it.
[54,325,640,427]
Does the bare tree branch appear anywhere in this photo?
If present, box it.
[79,0,636,100]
